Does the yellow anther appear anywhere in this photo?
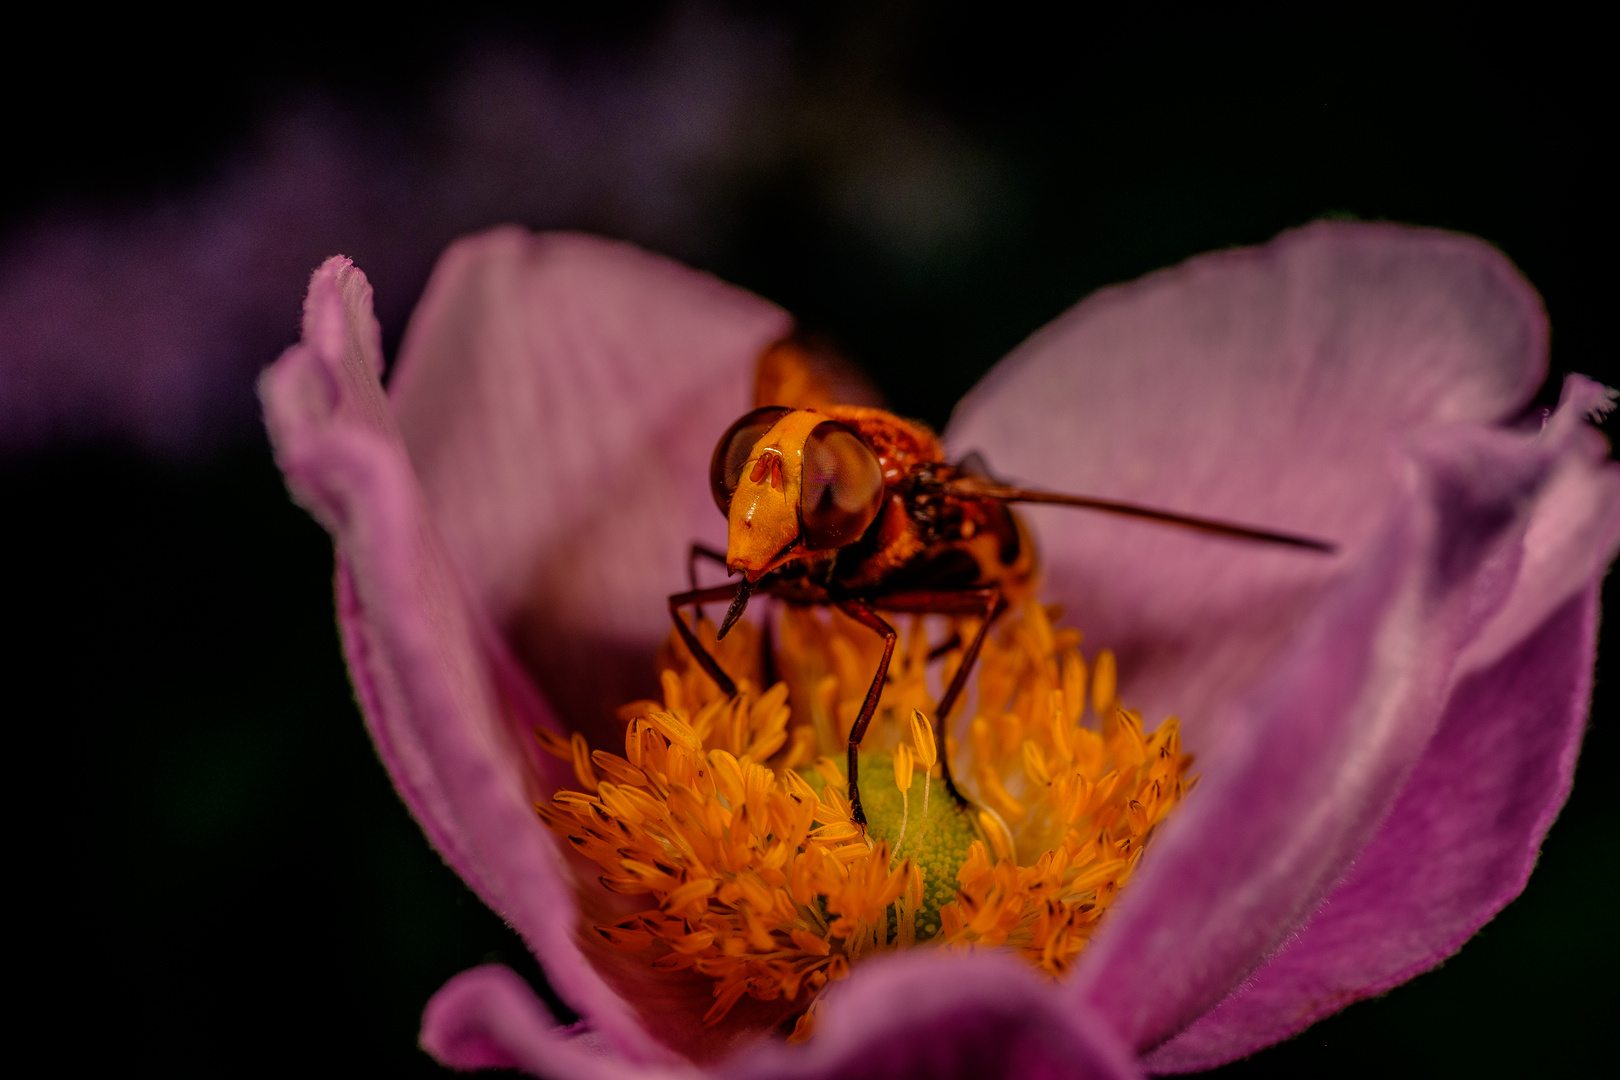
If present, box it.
[1047,691,1072,760]
[593,925,654,951]
[1021,740,1052,785]
[533,599,1190,1036]
[1061,651,1087,725]
[534,726,572,760]
[978,809,1016,863]
[659,668,684,714]
[1027,600,1054,658]
[1127,799,1149,836]
[595,783,644,825]
[893,743,915,793]
[975,763,1028,822]
[827,841,872,865]
[1092,648,1118,717]
[662,877,717,912]
[750,680,790,727]
[781,768,818,801]
[909,709,939,769]
[1070,859,1126,893]
[624,718,645,767]
[703,980,751,1026]
[614,698,663,723]
[957,839,992,884]
[708,749,745,805]
[591,749,645,787]
[551,790,597,814]
[818,785,854,823]
[569,732,599,793]
[811,756,846,791]
[649,710,703,753]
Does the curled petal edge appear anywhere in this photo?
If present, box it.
[261,256,678,1065]
[1142,378,1620,1068]
[1070,393,1606,1051]
[1145,582,1600,1071]
[383,228,791,741]
[424,952,1143,1080]
[423,965,695,1080]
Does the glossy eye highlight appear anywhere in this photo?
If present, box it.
[710,406,790,513]
[800,421,884,549]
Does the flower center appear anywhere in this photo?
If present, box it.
[533,601,1191,1040]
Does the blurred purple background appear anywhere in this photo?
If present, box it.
[1,8,792,453]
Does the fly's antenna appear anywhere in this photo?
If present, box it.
[946,477,1338,554]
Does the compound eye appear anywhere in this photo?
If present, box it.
[800,421,884,550]
[710,406,791,513]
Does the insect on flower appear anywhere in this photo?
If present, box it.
[671,338,1339,826]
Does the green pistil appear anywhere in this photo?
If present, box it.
[800,752,979,941]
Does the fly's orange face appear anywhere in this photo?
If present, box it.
[709,407,886,581]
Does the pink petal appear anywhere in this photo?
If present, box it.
[1143,582,1599,1072]
[727,952,1142,1080]
[1125,378,1620,1067]
[944,222,1549,745]
[387,228,791,736]
[1063,394,1596,1045]
[422,966,676,1079]
[259,257,677,1066]
[266,228,1618,1076]
[1456,376,1620,676]
[943,221,1619,1055]
[425,953,1143,1080]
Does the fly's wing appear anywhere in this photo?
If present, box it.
[755,333,886,410]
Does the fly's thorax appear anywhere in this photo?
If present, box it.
[817,405,944,482]
[827,474,1036,597]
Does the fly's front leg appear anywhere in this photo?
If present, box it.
[668,584,744,697]
[686,543,729,619]
[835,598,898,828]
[688,543,729,589]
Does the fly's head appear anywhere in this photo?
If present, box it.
[709,407,885,582]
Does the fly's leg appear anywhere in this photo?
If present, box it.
[835,598,898,828]
[931,588,1005,809]
[668,584,744,697]
[855,588,1006,812]
[688,543,728,589]
[686,543,729,619]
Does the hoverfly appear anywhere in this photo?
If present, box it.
[670,337,1335,826]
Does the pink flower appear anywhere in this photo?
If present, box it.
[260,223,1620,1077]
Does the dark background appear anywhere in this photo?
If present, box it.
[4,4,1612,1074]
